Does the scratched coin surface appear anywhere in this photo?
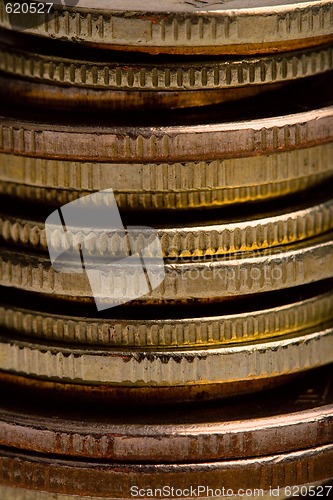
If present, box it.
[1,143,333,210]
[0,322,332,386]
[1,232,333,303]
[2,184,333,257]
[1,0,332,55]
[1,281,332,348]
[0,364,331,461]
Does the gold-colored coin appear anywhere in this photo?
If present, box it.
[2,187,333,257]
[1,144,332,209]
[1,282,332,347]
[1,0,332,55]
[1,233,333,303]
[0,323,332,386]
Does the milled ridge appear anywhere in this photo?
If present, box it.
[0,327,332,385]
[1,196,333,257]
[1,145,333,191]
[0,444,331,496]
[0,43,332,90]
[1,176,331,209]
[1,237,333,300]
[0,107,333,162]
[0,291,332,347]
[0,1,332,52]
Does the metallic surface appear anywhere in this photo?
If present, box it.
[1,232,333,302]
[0,364,331,461]
[1,37,332,92]
[2,188,333,257]
[0,444,331,497]
[0,105,332,162]
[0,323,332,386]
[0,370,298,403]
[1,74,261,111]
[1,144,332,209]
[1,283,332,347]
[1,1,333,55]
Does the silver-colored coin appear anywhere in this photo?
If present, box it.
[1,0,332,55]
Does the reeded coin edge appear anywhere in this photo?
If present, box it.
[0,386,331,461]
[1,290,332,347]
[0,443,332,496]
[0,326,332,385]
[0,235,333,300]
[0,1,332,53]
[0,107,332,162]
[1,176,332,210]
[2,178,329,210]
[0,43,332,91]
[1,146,333,191]
[1,195,333,257]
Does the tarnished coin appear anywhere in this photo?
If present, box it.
[0,370,299,403]
[0,74,261,111]
[0,322,332,386]
[1,281,332,348]
[0,363,331,461]
[0,444,331,497]
[1,33,332,92]
[1,232,333,303]
[2,185,333,257]
[1,0,332,55]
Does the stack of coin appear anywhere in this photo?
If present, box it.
[0,0,332,497]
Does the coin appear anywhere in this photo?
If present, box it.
[2,186,333,257]
[1,74,260,111]
[1,233,333,302]
[0,100,332,163]
[1,143,332,210]
[0,444,331,497]
[0,322,332,386]
[0,364,331,461]
[1,0,333,55]
[1,281,332,347]
[0,370,299,404]
[1,33,332,92]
